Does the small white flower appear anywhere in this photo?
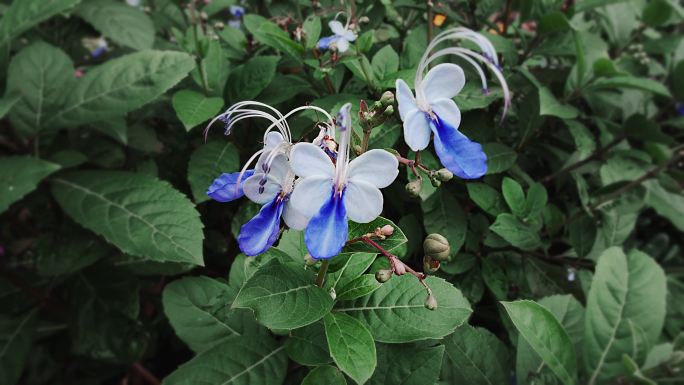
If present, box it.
[317,18,357,53]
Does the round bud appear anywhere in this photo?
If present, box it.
[380,91,395,106]
[214,21,225,30]
[423,255,441,273]
[382,105,394,117]
[353,144,363,154]
[405,179,422,197]
[393,260,406,275]
[304,253,318,266]
[380,224,394,236]
[375,269,392,283]
[329,288,337,300]
[423,233,450,261]
[424,294,438,310]
[436,168,454,181]
[430,177,442,188]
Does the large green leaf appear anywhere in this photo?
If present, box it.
[50,50,195,128]
[644,181,684,232]
[336,275,472,343]
[502,300,577,385]
[0,0,82,47]
[302,366,347,385]
[225,55,279,102]
[369,343,444,385]
[584,247,667,384]
[232,262,334,329]
[0,156,61,214]
[162,277,264,353]
[324,312,376,385]
[285,322,332,366]
[6,42,74,136]
[442,324,510,385]
[163,334,288,385]
[187,141,239,203]
[421,189,467,256]
[0,309,38,385]
[589,76,671,97]
[76,0,154,50]
[172,90,224,132]
[490,213,542,250]
[51,171,204,265]
[325,252,377,293]
[243,15,304,59]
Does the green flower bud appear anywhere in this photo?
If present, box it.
[436,168,453,181]
[353,144,363,154]
[430,177,442,188]
[424,294,438,310]
[304,253,318,266]
[405,179,422,197]
[382,105,394,117]
[375,269,392,283]
[380,91,395,106]
[423,233,450,261]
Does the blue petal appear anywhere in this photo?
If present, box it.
[207,169,255,202]
[238,196,284,256]
[317,35,336,50]
[429,114,487,179]
[305,188,348,260]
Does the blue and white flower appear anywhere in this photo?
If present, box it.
[317,18,357,53]
[289,103,399,259]
[206,102,336,256]
[396,28,510,179]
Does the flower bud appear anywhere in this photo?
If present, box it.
[423,233,450,261]
[423,255,440,273]
[430,177,441,188]
[379,91,395,106]
[329,288,337,300]
[353,144,363,154]
[405,179,422,197]
[213,21,225,30]
[424,294,438,310]
[382,105,394,117]
[304,253,318,266]
[435,168,453,181]
[380,224,394,236]
[393,259,406,275]
[375,269,392,283]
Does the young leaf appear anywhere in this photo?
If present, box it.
[324,312,377,385]
[0,156,61,214]
[422,189,467,256]
[232,262,334,329]
[490,213,542,250]
[51,171,204,265]
[243,15,304,59]
[172,90,224,132]
[51,51,195,128]
[163,334,288,385]
[187,141,239,203]
[442,324,510,385]
[467,183,507,217]
[303,16,321,49]
[502,177,526,217]
[502,300,577,385]
[336,275,472,343]
[76,0,154,50]
[371,45,399,80]
[589,76,671,97]
[584,247,667,384]
[0,0,82,47]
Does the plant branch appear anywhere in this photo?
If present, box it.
[315,260,330,287]
[541,135,625,184]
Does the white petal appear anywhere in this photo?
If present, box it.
[243,173,280,204]
[347,149,399,188]
[344,180,383,223]
[431,98,462,130]
[423,63,465,102]
[403,109,431,151]
[329,20,345,36]
[343,30,356,42]
[396,79,418,121]
[336,38,350,53]
[264,131,284,149]
[289,142,335,178]
[283,201,308,230]
[289,175,333,219]
[265,153,290,181]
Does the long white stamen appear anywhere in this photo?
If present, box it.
[333,104,352,191]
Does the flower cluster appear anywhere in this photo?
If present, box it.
[209,26,508,262]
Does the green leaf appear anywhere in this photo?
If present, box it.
[336,275,472,343]
[0,309,38,385]
[225,55,279,102]
[324,312,376,385]
[502,300,577,385]
[0,0,82,47]
[162,277,263,353]
[232,262,334,329]
[467,183,507,217]
[644,181,684,231]
[371,45,399,80]
[483,143,518,174]
[369,343,444,385]
[0,156,61,214]
[539,87,579,119]
[187,141,239,203]
[76,0,154,50]
[172,90,223,131]
[163,335,288,385]
[285,322,332,366]
[326,252,376,293]
[568,213,596,258]
[0,94,20,119]
[422,189,467,256]
[51,171,204,265]
[303,16,321,49]
[337,275,381,301]
[642,0,673,27]
[584,247,667,384]
[442,324,510,385]
[243,15,304,58]
[345,217,407,254]
[257,75,313,105]
[6,42,74,136]
[502,177,526,217]
[302,365,347,385]
[490,214,542,250]
[589,76,671,97]
[51,51,195,128]
[525,183,548,219]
